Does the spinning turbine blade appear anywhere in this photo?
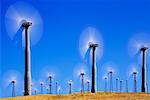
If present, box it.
[79,26,104,61]
[128,33,150,58]
[5,1,43,46]
[101,62,119,76]
[73,63,88,78]
[84,48,92,64]
[1,70,23,97]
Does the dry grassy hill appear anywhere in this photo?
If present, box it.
[1,92,150,100]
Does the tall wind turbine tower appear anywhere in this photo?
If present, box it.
[22,21,32,96]
[89,43,98,93]
[140,47,148,92]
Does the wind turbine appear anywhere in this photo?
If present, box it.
[48,75,52,94]
[86,80,90,92]
[79,26,103,93]
[125,80,128,92]
[132,72,137,92]
[56,81,58,95]
[116,78,119,92]
[80,72,85,93]
[147,82,149,93]
[40,82,44,94]
[5,1,43,96]
[89,42,98,93]
[140,47,148,92]
[127,64,139,92]
[120,80,123,92]
[34,89,37,95]
[22,21,32,96]
[128,33,150,92]
[46,87,49,94]
[104,77,108,92]
[108,71,113,92]
[11,80,16,97]
[68,80,72,94]
[73,63,88,93]
[101,62,118,92]
[58,86,61,95]
[2,70,22,97]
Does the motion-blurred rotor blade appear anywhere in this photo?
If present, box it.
[5,1,43,47]
[79,26,104,61]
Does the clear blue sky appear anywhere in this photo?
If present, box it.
[1,0,150,98]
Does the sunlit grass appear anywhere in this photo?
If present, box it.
[1,92,150,100]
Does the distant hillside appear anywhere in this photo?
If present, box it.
[1,92,150,100]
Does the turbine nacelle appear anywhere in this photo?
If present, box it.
[40,82,44,85]
[89,42,98,49]
[109,71,113,74]
[48,75,52,79]
[11,80,16,84]
[140,47,148,52]
[133,72,137,75]
[80,72,85,76]
[120,80,123,82]
[116,78,119,80]
[22,21,32,29]
[87,80,90,83]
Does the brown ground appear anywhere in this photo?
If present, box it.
[1,92,150,100]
